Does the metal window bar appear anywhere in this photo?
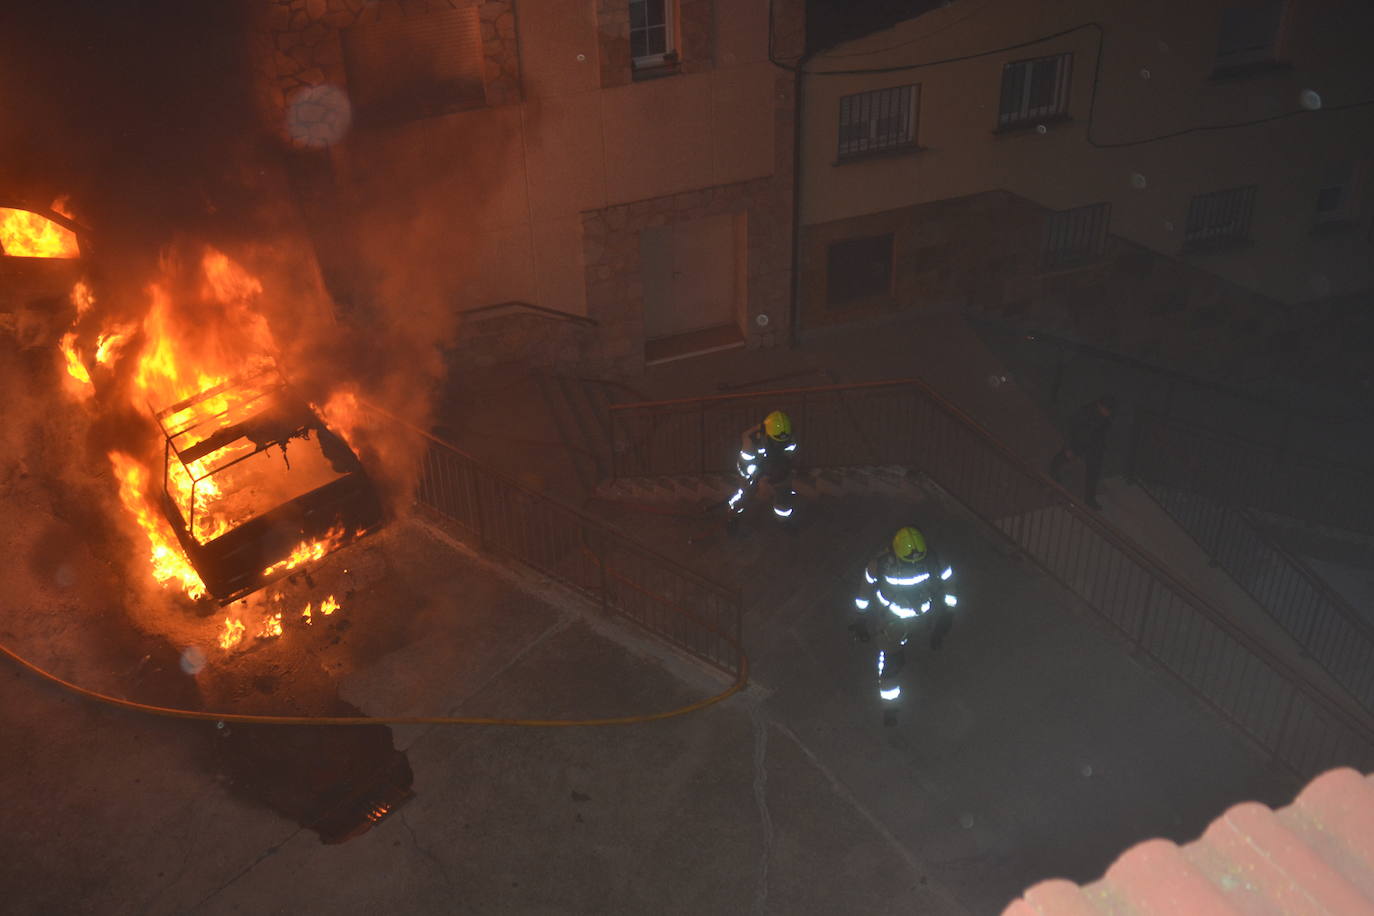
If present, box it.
[367,404,742,677]
[999,53,1071,127]
[1041,202,1111,270]
[1185,186,1257,245]
[607,380,1374,778]
[838,85,917,158]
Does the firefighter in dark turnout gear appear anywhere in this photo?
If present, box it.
[850,526,957,724]
[727,410,797,532]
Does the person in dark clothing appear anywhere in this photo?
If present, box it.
[1049,395,1116,509]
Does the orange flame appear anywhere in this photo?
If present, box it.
[317,389,363,453]
[302,594,341,626]
[95,328,131,365]
[72,280,95,315]
[0,207,79,258]
[263,526,348,577]
[109,452,208,601]
[59,332,92,390]
[258,612,283,639]
[219,617,246,650]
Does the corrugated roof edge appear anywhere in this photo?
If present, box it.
[1004,767,1374,914]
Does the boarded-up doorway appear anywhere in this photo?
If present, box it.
[641,212,747,364]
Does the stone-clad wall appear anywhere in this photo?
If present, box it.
[581,0,804,374]
[580,177,794,372]
[252,0,519,144]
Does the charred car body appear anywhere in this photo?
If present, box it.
[153,366,383,604]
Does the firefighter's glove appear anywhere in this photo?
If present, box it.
[847,620,871,643]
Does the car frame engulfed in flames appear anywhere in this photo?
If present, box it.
[153,366,382,604]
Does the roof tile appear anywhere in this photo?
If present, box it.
[1003,768,1374,915]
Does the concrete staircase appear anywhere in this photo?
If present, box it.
[592,464,919,508]
[534,372,619,496]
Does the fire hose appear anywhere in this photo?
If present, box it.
[0,635,748,728]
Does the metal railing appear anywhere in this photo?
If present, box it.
[1139,479,1374,715]
[1130,410,1374,538]
[365,406,741,677]
[965,311,1371,467]
[609,379,1374,778]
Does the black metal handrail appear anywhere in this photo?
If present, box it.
[362,403,741,677]
[1139,478,1374,715]
[462,300,600,327]
[607,378,1374,778]
[964,310,1367,427]
[1129,409,1374,537]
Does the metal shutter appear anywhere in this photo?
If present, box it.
[343,6,485,124]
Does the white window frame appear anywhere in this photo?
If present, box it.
[998,53,1072,129]
[837,84,920,160]
[630,0,675,69]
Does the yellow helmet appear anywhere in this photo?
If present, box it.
[764,410,792,442]
[892,526,927,562]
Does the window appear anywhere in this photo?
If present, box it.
[838,85,919,159]
[630,0,674,68]
[998,53,1071,129]
[826,234,893,305]
[1215,2,1285,71]
[1313,164,1356,228]
[1041,203,1111,270]
[342,7,485,126]
[1183,186,1257,250]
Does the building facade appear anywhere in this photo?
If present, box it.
[798,0,1373,376]
[250,0,804,374]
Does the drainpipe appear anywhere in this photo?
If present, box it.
[787,48,814,348]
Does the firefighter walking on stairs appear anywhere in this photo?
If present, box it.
[727,410,798,533]
[849,526,957,726]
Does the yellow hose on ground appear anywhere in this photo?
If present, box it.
[0,637,748,727]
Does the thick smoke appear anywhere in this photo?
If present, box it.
[1,1,509,514]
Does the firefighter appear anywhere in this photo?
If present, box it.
[849,526,957,725]
[727,410,798,533]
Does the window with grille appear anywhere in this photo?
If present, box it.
[1215,2,1285,70]
[1041,203,1111,270]
[342,7,486,126]
[998,53,1071,129]
[826,234,893,305]
[1183,186,1257,250]
[837,85,919,159]
[631,0,674,67]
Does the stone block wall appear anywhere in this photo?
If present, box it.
[251,0,519,146]
[446,310,599,371]
[580,176,793,373]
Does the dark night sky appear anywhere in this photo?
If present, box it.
[806,0,950,54]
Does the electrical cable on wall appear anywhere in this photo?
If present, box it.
[768,4,1374,150]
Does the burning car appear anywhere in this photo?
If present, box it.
[4,201,384,607]
[153,365,382,604]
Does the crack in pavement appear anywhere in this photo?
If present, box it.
[138,782,217,914]
[774,721,973,916]
[187,824,305,913]
[400,808,455,893]
[749,699,773,916]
